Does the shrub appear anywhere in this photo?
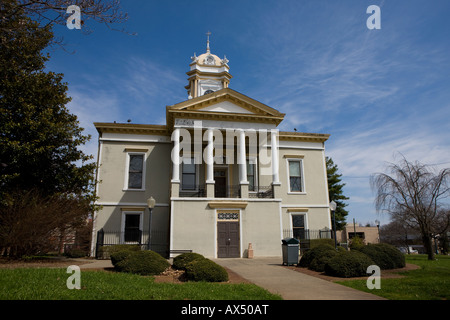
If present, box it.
[185,258,229,282]
[172,252,206,271]
[324,250,374,278]
[110,250,135,269]
[115,250,170,276]
[309,249,340,272]
[349,236,365,250]
[64,248,88,258]
[310,238,335,249]
[109,245,141,268]
[357,244,394,270]
[363,243,405,269]
[298,244,336,268]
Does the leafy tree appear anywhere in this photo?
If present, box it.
[326,157,349,230]
[0,0,95,197]
[0,1,97,256]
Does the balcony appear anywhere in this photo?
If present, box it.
[177,184,274,199]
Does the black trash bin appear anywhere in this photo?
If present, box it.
[282,238,300,266]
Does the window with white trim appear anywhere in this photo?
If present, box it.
[126,153,145,190]
[288,159,304,192]
[181,159,197,190]
[247,157,257,192]
[123,212,142,243]
[292,214,305,239]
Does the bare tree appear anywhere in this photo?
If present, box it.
[0,189,93,257]
[1,0,133,48]
[371,156,450,260]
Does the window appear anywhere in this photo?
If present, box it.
[127,154,144,189]
[292,215,305,239]
[124,213,141,243]
[288,160,303,192]
[182,159,196,190]
[348,232,365,240]
[247,159,256,191]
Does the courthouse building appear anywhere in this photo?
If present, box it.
[91,37,332,258]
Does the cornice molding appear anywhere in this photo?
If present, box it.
[278,131,330,143]
[94,123,170,136]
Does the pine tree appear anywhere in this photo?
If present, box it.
[326,157,349,230]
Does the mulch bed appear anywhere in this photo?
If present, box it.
[284,263,420,282]
[153,266,251,284]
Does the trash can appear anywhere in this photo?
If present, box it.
[282,238,300,266]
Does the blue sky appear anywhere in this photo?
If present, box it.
[46,0,450,227]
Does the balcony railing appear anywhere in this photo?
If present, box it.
[248,185,274,198]
[178,184,274,199]
[179,184,206,197]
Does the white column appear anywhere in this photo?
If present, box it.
[271,129,280,184]
[171,128,180,182]
[206,129,214,183]
[239,129,247,183]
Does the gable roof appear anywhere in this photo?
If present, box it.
[166,88,285,129]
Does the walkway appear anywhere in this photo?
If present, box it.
[213,257,385,300]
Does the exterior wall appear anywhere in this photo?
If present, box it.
[277,147,329,206]
[276,144,331,235]
[92,138,172,255]
[337,224,380,244]
[96,140,172,204]
[92,126,331,258]
[170,199,282,258]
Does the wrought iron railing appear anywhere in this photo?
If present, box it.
[95,229,169,259]
[283,228,333,254]
[248,185,274,198]
[179,184,206,197]
[178,184,275,198]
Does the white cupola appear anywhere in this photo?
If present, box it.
[185,32,232,99]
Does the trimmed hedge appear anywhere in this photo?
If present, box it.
[358,243,405,269]
[109,244,142,268]
[112,250,170,276]
[172,252,206,271]
[185,258,229,282]
[324,250,374,278]
[309,238,335,249]
[309,249,340,272]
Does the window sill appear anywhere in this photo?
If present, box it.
[123,189,146,192]
[287,192,307,195]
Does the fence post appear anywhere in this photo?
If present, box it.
[95,228,104,259]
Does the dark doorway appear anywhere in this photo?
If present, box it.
[217,221,240,258]
[214,168,227,197]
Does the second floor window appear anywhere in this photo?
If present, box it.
[128,154,144,189]
[182,160,196,190]
[247,161,256,191]
[288,160,303,192]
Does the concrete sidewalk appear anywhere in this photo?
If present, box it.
[213,257,385,300]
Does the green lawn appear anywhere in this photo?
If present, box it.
[0,268,282,300]
[336,254,450,300]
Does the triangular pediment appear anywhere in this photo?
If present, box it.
[200,100,255,114]
[167,88,285,118]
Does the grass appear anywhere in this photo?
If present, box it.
[336,254,450,300]
[0,268,282,300]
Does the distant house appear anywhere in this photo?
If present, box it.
[337,223,380,245]
[91,38,332,259]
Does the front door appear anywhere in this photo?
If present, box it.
[217,221,240,258]
[214,168,227,198]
